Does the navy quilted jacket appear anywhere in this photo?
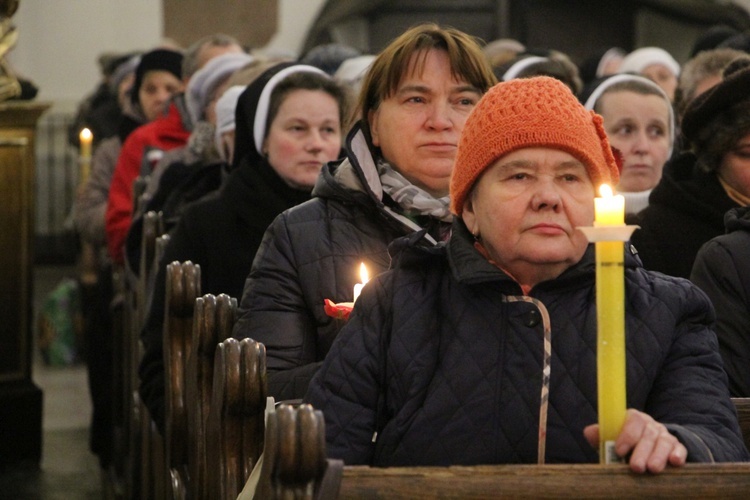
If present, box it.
[305,220,750,466]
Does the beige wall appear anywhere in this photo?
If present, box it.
[7,0,326,108]
[9,0,162,108]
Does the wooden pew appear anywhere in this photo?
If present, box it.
[112,179,154,500]
[336,463,750,498]
[186,293,237,499]
[129,211,166,499]
[253,400,750,499]
[163,260,201,499]
[253,403,334,500]
[207,337,267,500]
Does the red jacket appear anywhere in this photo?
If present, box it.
[105,101,190,263]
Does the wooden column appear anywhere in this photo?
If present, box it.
[0,101,50,467]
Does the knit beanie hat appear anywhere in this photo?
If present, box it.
[618,47,680,77]
[131,48,183,105]
[300,43,361,75]
[681,63,750,145]
[214,85,245,149]
[186,52,255,124]
[450,76,620,215]
[109,53,141,94]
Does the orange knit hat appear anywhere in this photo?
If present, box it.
[450,76,620,215]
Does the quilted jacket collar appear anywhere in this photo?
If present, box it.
[390,218,642,295]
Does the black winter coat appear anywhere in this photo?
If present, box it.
[629,151,739,278]
[305,220,749,466]
[691,206,750,397]
[233,125,447,401]
[139,63,318,432]
[138,159,311,433]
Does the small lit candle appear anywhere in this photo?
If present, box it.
[79,128,93,184]
[79,128,93,160]
[594,184,627,464]
[352,262,369,303]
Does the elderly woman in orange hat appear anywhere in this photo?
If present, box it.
[305,76,748,471]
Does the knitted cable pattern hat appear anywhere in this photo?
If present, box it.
[450,76,620,215]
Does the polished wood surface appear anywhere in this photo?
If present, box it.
[0,101,48,383]
[337,462,750,499]
[163,259,200,499]
[209,336,266,500]
[0,101,49,467]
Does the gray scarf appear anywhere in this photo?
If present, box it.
[377,159,453,223]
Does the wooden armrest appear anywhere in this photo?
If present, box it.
[253,403,327,499]
[337,463,750,499]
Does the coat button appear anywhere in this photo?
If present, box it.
[523,309,541,328]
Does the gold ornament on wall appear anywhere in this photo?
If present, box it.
[0,0,21,102]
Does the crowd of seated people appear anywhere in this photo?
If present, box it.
[66,17,750,485]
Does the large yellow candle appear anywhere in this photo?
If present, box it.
[594,184,627,464]
[79,128,93,184]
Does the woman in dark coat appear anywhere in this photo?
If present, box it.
[232,24,497,401]
[306,77,749,471]
[629,62,750,278]
[138,62,348,432]
[692,206,750,397]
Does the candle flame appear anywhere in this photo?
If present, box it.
[599,184,614,198]
[359,262,369,284]
[79,128,92,142]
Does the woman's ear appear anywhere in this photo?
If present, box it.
[462,195,479,237]
[368,109,380,147]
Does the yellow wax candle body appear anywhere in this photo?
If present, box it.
[594,194,624,226]
[593,184,627,463]
[595,239,627,463]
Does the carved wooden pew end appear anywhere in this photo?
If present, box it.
[208,337,267,500]
[163,261,201,497]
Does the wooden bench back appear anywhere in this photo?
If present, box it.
[186,293,237,499]
[256,398,750,499]
[138,233,171,500]
[118,204,164,499]
[207,337,267,500]
[163,260,201,497]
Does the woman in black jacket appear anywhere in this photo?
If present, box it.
[138,62,349,433]
[692,206,750,397]
[232,23,497,401]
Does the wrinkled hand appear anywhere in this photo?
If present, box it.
[584,409,687,474]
